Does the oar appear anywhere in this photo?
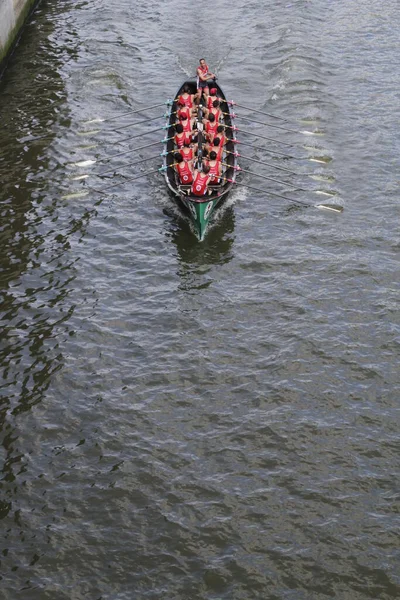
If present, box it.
[72,137,173,167]
[222,177,343,213]
[96,151,173,177]
[87,166,167,195]
[225,125,293,147]
[223,163,337,197]
[224,112,319,136]
[226,151,316,176]
[232,139,328,164]
[227,101,289,123]
[113,110,180,133]
[83,101,173,125]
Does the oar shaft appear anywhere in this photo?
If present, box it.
[228,102,289,123]
[223,163,303,191]
[97,102,172,124]
[227,152,314,176]
[89,167,165,194]
[98,153,163,176]
[114,114,166,132]
[92,137,173,165]
[230,114,302,135]
[118,125,167,145]
[233,139,296,159]
[226,125,293,147]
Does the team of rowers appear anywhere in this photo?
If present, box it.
[172,59,227,197]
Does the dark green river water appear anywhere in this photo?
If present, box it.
[0,1,399,598]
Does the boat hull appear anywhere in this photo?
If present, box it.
[164,80,237,240]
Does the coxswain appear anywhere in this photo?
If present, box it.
[174,152,194,185]
[174,122,192,148]
[196,58,216,101]
[191,164,212,196]
[206,151,222,183]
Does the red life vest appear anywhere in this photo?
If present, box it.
[176,161,193,184]
[191,172,209,196]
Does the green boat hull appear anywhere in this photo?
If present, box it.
[183,197,220,241]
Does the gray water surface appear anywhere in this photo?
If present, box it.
[0,1,399,598]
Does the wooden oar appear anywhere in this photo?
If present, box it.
[72,137,173,167]
[83,101,173,125]
[222,177,343,213]
[223,163,337,197]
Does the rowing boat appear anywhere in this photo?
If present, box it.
[164,80,237,241]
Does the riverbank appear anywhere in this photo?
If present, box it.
[0,0,40,78]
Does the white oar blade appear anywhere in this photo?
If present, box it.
[301,129,324,136]
[315,190,337,197]
[73,159,96,167]
[61,191,89,200]
[70,175,90,181]
[77,129,101,136]
[83,118,105,125]
[316,204,343,213]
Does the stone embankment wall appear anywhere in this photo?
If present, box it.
[0,0,40,76]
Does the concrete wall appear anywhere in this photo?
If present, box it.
[0,0,40,76]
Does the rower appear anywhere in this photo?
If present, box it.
[180,140,196,162]
[177,85,195,111]
[174,152,194,185]
[206,136,224,162]
[205,99,221,123]
[204,113,219,142]
[191,164,212,196]
[206,150,222,184]
[174,122,192,148]
[207,87,219,110]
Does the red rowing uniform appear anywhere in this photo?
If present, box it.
[180,116,192,133]
[205,120,219,139]
[191,172,209,196]
[207,94,218,110]
[207,161,221,182]
[178,107,190,120]
[180,147,194,162]
[178,94,193,109]
[176,161,193,184]
[175,131,192,148]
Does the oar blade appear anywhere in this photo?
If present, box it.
[316,203,344,213]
